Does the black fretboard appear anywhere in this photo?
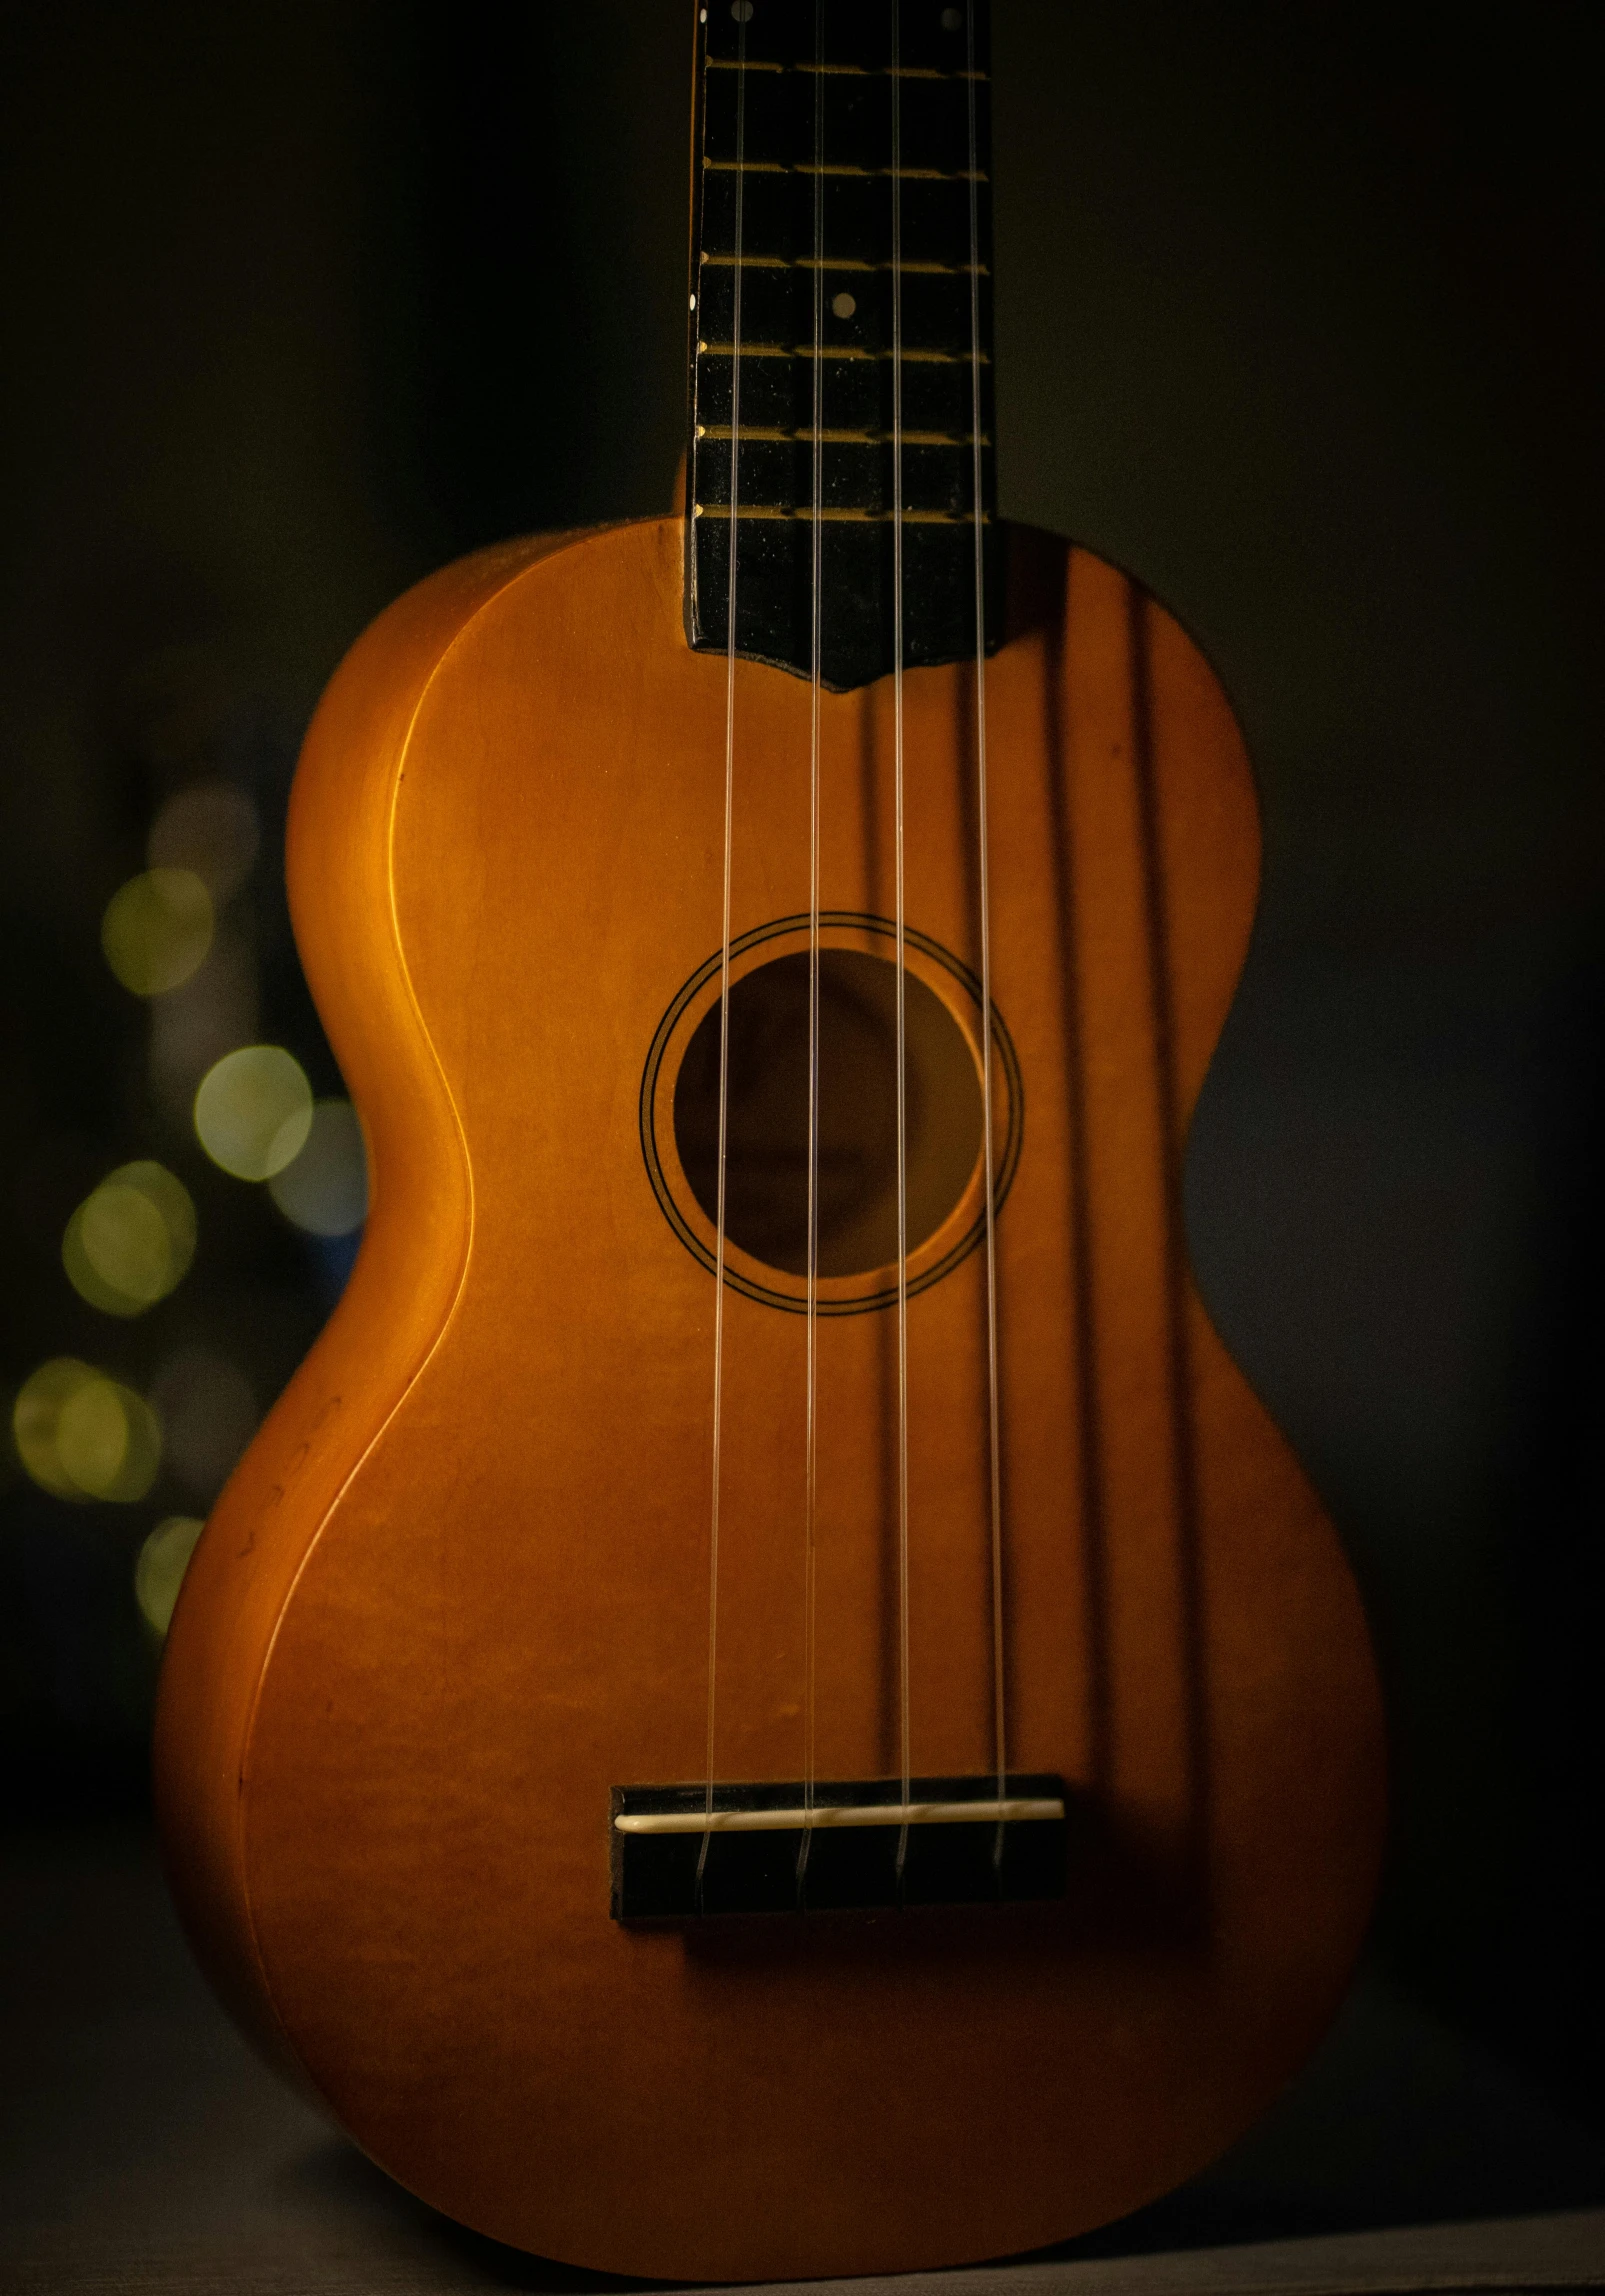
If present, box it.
[684,0,999,693]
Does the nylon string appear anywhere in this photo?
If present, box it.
[965,0,1008,1841]
[802,0,826,1866]
[890,0,913,1880]
[699,2,748,1907]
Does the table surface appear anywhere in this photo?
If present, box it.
[2,1826,1601,2295]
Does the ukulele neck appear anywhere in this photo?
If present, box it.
[684,0,1001,693]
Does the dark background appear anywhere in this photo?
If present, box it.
[1,0,1601,2179]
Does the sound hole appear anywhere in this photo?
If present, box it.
[673,951,984,1279]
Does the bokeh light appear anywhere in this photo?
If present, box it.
[101,867,214,995]
[193,1045,313,1180]
[12,1359,162,1502]
[134,1515,205,1637]
[147,782,259,903]
[151,1347,257,1501]
[269,1099,368,1236]
[62,1161,197,1316]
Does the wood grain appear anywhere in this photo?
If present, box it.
[155,516,1386,2280]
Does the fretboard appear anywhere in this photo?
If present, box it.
[684,0,999,692]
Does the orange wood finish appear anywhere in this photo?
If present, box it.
[154,517,1386,2281]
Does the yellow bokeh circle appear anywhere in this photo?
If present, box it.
[101,868,214,995]
[62,1161,197,1315]
[12,1358,163,1502]
[135,1515,206,1636]
[194,1046,314,1180]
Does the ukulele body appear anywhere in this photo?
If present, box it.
[154,515,1385,2281]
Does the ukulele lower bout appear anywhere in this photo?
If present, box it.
[154,516,1386,2281]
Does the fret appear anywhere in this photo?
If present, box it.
[704,161,988,181]
[697,427,989,446]
[694,505,992,525]
[700,255,989,274]
[685,0,999,691]
[695,429,982,510]
[707,61,990,81]
[697,343,989,365]
[699,184,987,285]
[696,341,797,359]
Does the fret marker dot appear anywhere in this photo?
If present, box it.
[831,292,857,319]
[689,294,697,310]
[942,7,963,27]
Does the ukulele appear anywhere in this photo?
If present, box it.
[155,2,1385,2277]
